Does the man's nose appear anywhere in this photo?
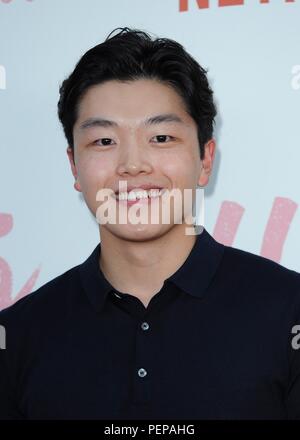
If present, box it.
[116,138,152,176]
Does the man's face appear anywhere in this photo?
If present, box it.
[68,78,215,241]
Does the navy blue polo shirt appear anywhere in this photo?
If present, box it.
[1,226,300,420]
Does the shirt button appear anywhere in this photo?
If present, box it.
[113,292,122,299]
[141,322,149,331]
[138,368,147,378]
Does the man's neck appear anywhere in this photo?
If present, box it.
[98,224,197,308]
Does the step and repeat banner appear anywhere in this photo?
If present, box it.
[0,0,299,309]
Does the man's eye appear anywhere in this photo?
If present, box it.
[92,136,174,146]
[152,135,174,143]
[93,138,115,146]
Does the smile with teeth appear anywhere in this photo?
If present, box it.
[116,189,163,201]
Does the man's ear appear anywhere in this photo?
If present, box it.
[198,138,216,187]
[66,147,82,192]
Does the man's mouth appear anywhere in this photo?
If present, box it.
[115,188,165,204]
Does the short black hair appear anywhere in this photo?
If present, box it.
[57,27,217,160]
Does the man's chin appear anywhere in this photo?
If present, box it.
[100,223,174,242]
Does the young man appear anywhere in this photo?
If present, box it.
[0,27,300,420]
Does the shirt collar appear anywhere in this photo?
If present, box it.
[79,226,225,313]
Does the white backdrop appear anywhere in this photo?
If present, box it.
[0,0,299,310]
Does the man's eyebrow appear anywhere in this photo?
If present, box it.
[79,113,186,130]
